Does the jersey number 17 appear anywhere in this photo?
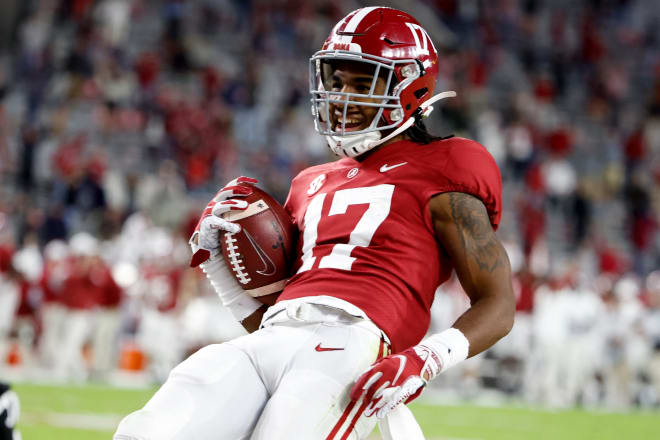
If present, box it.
[297,184,394,273]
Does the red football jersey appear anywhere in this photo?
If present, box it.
[280,137,502,352]
[141,265,182,312]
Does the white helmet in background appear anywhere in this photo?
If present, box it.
[69,232,99,257]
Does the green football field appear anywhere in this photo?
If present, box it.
[12,382,660,439]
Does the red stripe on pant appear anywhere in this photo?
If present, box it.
[326,335,391,439]
[325,396,371,440]
[378,335,391,359]
[325,399,357,440]
[339,398,370,440]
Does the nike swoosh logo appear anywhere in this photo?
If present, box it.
[315,343,344,352]
[244,230,276,276]
[379,162,408,172]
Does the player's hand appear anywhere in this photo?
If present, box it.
[350,345,441,419]
[189,176,258,267]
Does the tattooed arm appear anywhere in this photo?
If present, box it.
[429,192,515,356]
[347,192,515,418]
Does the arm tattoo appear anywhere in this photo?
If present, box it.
[448,192,503,273]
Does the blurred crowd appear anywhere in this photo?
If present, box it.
[431,269,660,410]
[1,0,660,409]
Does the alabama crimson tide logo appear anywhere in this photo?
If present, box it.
[307,174,327,195]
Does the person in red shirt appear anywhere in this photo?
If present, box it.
[0,218,19,366]
[9,239,43,369]
[115,7,514,440]
[90,251,123,379]
[38,240,70,368]
[134,231,185,382]
[57,232,102,379]
[0,255,20,368]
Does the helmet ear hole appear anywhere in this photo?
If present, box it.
[414,88,428,99]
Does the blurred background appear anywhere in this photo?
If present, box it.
[1,0,660,437]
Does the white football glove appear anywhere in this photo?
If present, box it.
[189,177,263,321]
[189,176,259,267]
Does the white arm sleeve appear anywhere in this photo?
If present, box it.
[200,258,262,322]
[419,327,470,376]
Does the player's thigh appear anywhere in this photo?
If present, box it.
[114,342,267,440]
[251,322,383,440]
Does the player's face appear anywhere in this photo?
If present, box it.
[326,61,387,133]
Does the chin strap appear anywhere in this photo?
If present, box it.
[325,129,382,158]
[325,91,457,158]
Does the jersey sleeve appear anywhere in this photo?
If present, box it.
[283,168,308,222]
[283,184,296,221]
[423,138,503,230]
[283,169,311,225]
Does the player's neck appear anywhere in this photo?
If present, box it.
[354,133,410,162]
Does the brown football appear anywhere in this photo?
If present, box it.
[220,185,297,306]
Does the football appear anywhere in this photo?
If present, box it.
[220,185,297,306]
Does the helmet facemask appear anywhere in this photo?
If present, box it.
[309,52,421,158]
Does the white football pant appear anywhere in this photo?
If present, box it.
[114,303,388,440]
[38,303,66,368]
[92,307,122,376]
[56,309,94,380]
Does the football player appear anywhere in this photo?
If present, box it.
[114,7,515,440]
[0,382,20,440]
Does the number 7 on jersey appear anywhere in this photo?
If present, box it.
[298,184,395,272]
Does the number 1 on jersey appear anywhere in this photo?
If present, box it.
[298,184,394,273]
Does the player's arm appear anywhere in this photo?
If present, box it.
[351,191,515,418]
[191,234,266,334]
[240,306,268,333]
[189,177,266,334]
[429,191,515,355]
